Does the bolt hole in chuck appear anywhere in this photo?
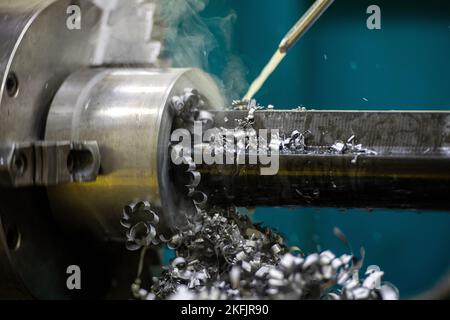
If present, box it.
[5,72,19,98]
[67,149,95,175]
[12,152,27,177]
[5,224,21,252]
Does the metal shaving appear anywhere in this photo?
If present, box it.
[279,130,378,156]
[328,135,378,156]
[120,201,160,251]
[131,206,398,300]
[199,126,377,160]
[229,100,378,157]
[195,100,376,159]
[280,130,311,153]
[124,96,398,301]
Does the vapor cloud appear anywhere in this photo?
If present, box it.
[159,0,248,102]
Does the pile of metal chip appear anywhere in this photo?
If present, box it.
[328,135,378,156]
[146,206,398,300]
[280,130,311,153]
[229,100,378,157]
[130,96,398,300]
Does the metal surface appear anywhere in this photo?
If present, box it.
[0,0,101,141]
[198,110,450,210]
[34,141,100,185]
[45,68,225,240]
[0,141,100,187]
[0,0,101,298]
[0,143,34,188]
[91,0,162,66]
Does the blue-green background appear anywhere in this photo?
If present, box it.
[163,0,450,298]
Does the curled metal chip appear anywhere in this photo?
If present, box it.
[121,201,160,251]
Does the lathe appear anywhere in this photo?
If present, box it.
[0,0,449,299]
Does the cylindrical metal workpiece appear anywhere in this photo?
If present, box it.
[45,68,225,239]
[198,110,450,211]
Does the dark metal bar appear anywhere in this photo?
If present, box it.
[198,110,450,210]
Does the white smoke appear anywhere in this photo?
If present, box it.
[159,0,248,102]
